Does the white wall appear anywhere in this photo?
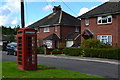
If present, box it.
[0,41,3,46]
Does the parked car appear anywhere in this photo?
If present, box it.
[6,42,17,56]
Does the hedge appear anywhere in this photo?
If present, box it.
[63,47,82,56]
[63,47,120,60]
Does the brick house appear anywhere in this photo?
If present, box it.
[28,6,80,48]
[78,2,120,47]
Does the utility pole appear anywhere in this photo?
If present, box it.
[21,0,25,28]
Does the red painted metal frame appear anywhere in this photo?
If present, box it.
[17,27,37,70]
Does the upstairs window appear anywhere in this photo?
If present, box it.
[54,26,57,32]
[85,18,89,26]
[97,15,112,24]
[75,26,79,32]
[43,27,50,32]
[35,28,39,33]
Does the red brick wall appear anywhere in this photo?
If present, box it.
[37,26,60,45]
[61,26,76,39]
[81,14,119,47]
[117,14,120,47]
[61,26,81,46]
[37,25,81,47]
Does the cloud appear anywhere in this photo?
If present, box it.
[11,18,19,25]
[0,0,20,26]
[78,8,89,16]
[25,22,34,27]
[42,4,53,11]
[78,6,97,16]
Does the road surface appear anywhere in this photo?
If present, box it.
[1,51,119,80]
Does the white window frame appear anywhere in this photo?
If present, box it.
[85,18,89,26]
[97,35,112,45]
[75,26,79,32]
[35,28,39,33]
[54,26,57,32]
[97,15,112,24]
[107,15,112,23]
[45,40,52,48]
[43,27,50,32]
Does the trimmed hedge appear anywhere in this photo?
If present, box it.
[37,47,45,54]
[63,47,82,56]
[63,47,120,60]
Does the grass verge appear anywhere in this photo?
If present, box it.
[2,61,111,80]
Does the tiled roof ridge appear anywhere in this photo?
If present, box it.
[58,11,63,24]
[79,1,120,18]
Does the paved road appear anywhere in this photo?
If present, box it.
[1,51,119,80]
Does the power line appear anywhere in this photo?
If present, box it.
[60,0,78,16]
[45,0,53,12]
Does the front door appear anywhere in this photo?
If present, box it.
[54,40,57,48]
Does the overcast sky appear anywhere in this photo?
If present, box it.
[0,0,110,28]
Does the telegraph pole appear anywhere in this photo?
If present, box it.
[21,0,25,28]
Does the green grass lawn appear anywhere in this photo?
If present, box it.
[2,61,111,80]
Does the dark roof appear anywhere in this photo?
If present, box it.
[82,29,94,36]
[78,2,120,18]
[43,33,60,40]
[65,33,80,41]
[28,10,80,28]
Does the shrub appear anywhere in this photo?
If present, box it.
[63,47,82,56]
[81,39,112,48]
[52,49,61,51]
[80,39,102,48]
[59,43,65,49]
[101,43,112,48]
[37,47,45,54]
[83,48,120,60]
[63,47,120,60]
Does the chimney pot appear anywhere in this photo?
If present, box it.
[53,5,61,13]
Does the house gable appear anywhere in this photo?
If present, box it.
[80,1,120,47]
[78,2,120,19]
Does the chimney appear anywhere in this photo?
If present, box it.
[53,5,61,13]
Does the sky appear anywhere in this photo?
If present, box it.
[0,0,111,28]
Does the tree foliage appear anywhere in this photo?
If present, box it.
[1,25,20,35]
[1,25,20,42]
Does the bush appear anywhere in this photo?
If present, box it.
[63,47,120,60]
[63,47,82,56]
[37,47,45,54]
[80,39,112,48]
[52,49,61,51]
[101,43,112,48]
[82,48,120,60]
[80,39,102,48]
[59,43,65,49]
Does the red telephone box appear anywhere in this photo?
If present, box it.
[17,27,37,70]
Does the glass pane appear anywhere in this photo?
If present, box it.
[18,62,22,65]
[108,18,112,22]
[102,18,107,23]
[18,37,22,39]
[18,51,22,54]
